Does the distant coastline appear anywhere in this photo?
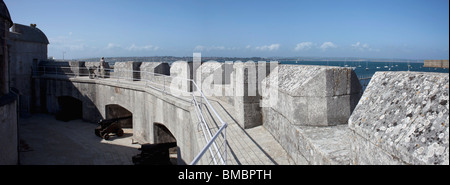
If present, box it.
[74,56,432,63]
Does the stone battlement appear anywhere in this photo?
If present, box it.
[33,60,449,165]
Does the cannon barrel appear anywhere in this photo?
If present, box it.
[98,115,132,126]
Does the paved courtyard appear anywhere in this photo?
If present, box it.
[19,114,141,165]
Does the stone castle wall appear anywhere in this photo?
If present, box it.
[33,60,449,165]
[349,71,449,165]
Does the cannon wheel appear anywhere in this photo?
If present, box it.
[116,129,124,137]
[102,133,110,140]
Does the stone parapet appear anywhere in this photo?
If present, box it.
[113,61,142,81]
[233,61,277,128]
[140,62,170,86]
[261,65,361,164]
[348,71,449,165]
[262,65,362,127]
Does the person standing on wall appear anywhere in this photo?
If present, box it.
[99,57,106,78]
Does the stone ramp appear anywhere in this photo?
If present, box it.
[197,99,298,165]
[294,125,351,165]
[197,97,353,165]
[260,65,360,164]
[263,107,352,165]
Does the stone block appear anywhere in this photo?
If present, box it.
[262,65,362,127]
[169,61,193,94]
[348,71,449,165]
[68,61,87,77]
[0,94,18,165]
[262,106,351,165]
[140,62,170,85]
[113,61,142,81]
[233,61,278,129]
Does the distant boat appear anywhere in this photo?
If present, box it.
[358,65,362,67]
[365,67,369,71]
[384,66,389,68]
[376,67,381,69]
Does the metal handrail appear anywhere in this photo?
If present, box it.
[190,93,227,165]
[35,65,228,165]
[190,123,227,165]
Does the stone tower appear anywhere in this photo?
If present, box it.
[0,0,12,95]
[0,0,18,165]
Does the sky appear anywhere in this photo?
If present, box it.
[5,0,449,60]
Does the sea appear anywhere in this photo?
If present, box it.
[280,60,449,90]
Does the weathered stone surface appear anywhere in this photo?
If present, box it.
[140,62,170,85]
[262,65,360,164]
[262,65,362,127]
[233,62,278,128]
[263,107,351,165]
[0,94,18,165]
[169,61,193,94]
[349,71,449,165]
[196,61,224,96]
[113,61,142,81]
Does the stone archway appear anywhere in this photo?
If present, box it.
[153,123,178,165]
[105,104,132,128]
[55,96,82,122]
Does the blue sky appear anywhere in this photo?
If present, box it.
[5,0,449,60]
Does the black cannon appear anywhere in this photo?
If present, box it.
[132,142,177,165]
[94,116,132,140]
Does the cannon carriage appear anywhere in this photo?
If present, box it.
[94,116,132,140]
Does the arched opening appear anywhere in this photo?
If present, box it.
[132,123,179,165]
[96,104,133,140]
[56,96,82,122]
[154,123,177,165]
[105,104,132,128]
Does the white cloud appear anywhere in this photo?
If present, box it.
[295,42,313,51]
[49,36,94,52]
[255,44,280,51]
[351,42,380,52]
[351,42,369,49]
[104,43,159,52]
[106,43,122,50]
[194,45,205,51]
[212,46,226,50]
[320,42,337,50]
[194,45,238,51]
[127,44,159,51]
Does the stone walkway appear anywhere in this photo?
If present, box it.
[19,114,140,165]
[197,99,300,165]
